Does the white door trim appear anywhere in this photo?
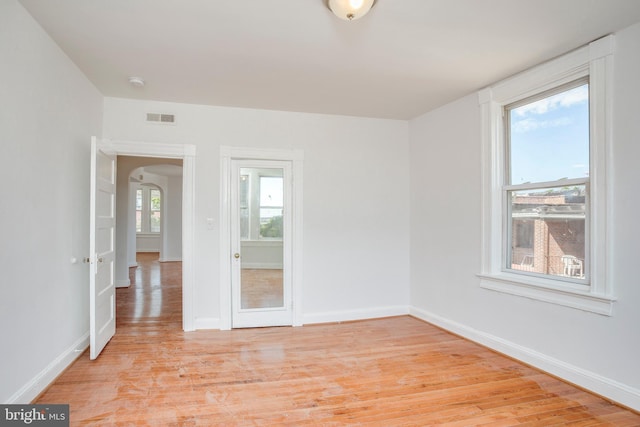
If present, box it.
[220,146,304,330]
[101,138,197,331]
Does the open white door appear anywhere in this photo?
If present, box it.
[89,137,117,359]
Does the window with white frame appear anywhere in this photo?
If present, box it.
[478,36,615,315]
[239,169,284,241]
[136,187,161,234]
[505,79,589,281]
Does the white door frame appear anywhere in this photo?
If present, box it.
[220,146,304,330]
[101,138,197,331]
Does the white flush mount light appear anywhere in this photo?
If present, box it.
[326,0,376,21]
[128,76,145,88]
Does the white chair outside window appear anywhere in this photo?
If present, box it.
[520,254,534,267]
[562,255,583,278]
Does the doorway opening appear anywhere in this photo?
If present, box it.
[125,162,184,266]
[120,159,184,330]
[89,138,196,359]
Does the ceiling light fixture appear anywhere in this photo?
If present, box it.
[326,0,376,21]
[128,76,145,88]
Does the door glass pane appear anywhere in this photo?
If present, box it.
[239,167,284,309]
[239,175,250,239]
[259,176,283,239]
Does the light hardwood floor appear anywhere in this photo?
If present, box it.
[35,253,640,425]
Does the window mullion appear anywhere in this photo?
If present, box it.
[505,177,588,192]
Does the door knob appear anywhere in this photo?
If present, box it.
[234,253,240,259]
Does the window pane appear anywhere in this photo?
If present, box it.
[136,189,143,233]
[145,189,161,233]
[509,186,586,279]
[260,209,283,239]
[239,175,249,208]
[259,175,283,239]
[136,189,143,210]
[150,189,161,211]
[260,177,283,207]
[509,83,589,184]
[136,210,142,233]
[150,211,161,233]
[240,208,249,240]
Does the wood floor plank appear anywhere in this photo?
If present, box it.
[34,253,640,425]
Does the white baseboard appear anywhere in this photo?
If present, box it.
[303,305,409,325]
[8,333,89,404]
[194,307,409,331]
[409,306,640,411]
[116,279,130,288]
[194,317,220,330]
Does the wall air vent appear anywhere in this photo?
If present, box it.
[146,113,176,124]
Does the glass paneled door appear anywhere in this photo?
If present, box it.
[230,160,293,327]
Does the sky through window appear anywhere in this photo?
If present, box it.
[509,84,589,184]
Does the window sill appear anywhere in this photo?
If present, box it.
[477,272,615,316]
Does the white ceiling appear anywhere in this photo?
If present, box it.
[19,0,640,120]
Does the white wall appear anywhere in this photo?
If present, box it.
[0,0,103,403]
[103,99,411,325]
[409,22,640,410]
[135,233,161,253]
[162,174,183,262]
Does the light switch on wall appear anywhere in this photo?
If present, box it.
[206,217,215,230]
